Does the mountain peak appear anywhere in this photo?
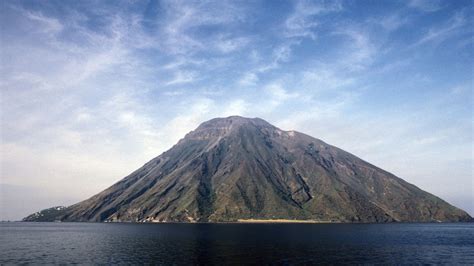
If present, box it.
[198,116,272,128]
[185,116,275,141]
[29,116,472,223]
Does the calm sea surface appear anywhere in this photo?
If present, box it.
[1,222,473,264]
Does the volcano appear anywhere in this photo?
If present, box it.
[24,116,471,222]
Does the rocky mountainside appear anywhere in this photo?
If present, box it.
[26,116,471,222]
[23,206,67,222]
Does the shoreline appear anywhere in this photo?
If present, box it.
[11,221,474,224]
[236,219,334,223]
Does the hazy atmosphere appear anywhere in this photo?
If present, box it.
[1,0,472,221]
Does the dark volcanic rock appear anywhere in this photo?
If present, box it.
[25,116,471,222]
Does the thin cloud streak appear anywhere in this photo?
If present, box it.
[413,11,468,47]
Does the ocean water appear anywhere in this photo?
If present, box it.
[1,222,473,264]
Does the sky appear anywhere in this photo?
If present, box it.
[0,0,472,220]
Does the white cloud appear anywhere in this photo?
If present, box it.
[239,72,258,86]
[215,36,250,53]
[262,82,300,111]
[408,0,443,12]
[257,42,295,72]
[24,10,63,35]
[413,12,467,47]
[222,99,248,117]
[162,57,204,70]
[162,90,185,96]
[239,42,297,86]
[159,0,247,55]
[375,13,410,31]
[284,0,342,39]
[165,70,198,86]
[0,5,169,202]
[162,98,215,142]
[449,84,470,95]
[301,66,355,92]
[334,28,376,71]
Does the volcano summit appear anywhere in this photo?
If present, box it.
[24,116,471,223]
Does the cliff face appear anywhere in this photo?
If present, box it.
[28,116,471,222]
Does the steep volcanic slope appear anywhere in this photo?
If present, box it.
[34,116,471,222]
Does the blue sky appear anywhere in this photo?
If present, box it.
[0,0,472,220]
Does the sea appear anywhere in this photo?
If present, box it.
[1,222,473,264]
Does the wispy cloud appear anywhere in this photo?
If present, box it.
[239,72,258,86]
[23,9,63,34]
[301,66,355,92]
[215,35,250,53]
[163,97,215,141]
[413,11,467,46]
[333,28,377,71]
[222,99,249,117]
[159,0,247,55]
[1,3,166,197]
[373,13,411,31]
[165,70,199,86]
[408,0,443,12]
[257,42,295,73]
[265,82,299,102]
[284,0,342,39]
[260,82,301,112]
